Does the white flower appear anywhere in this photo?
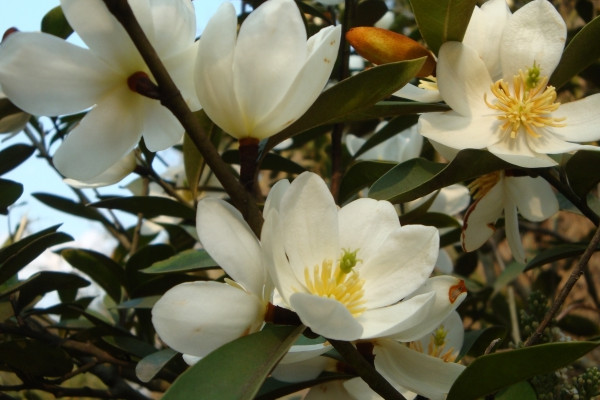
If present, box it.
[261,172,460,341]
[419,0,600,168]
[346,124,422,162]
[462,170,558,263]
[195,0,341,140]
[0,0,199,181]
[151,198,272,359]
[64,151,137,188]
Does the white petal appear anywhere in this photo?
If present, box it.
[360,225,438,308]
[338,198,400,265]
[436,249,454,274]
[61,0,142,69]
[346,134,366,157]
[290,292,363,340]
[374,339,465,400]
[195,3,245,138]
[505,176,558,221]
[488,133,558,168]
[140,0,196,58]
[504,197,526,264]
[165,42,201,111]
[151,281,265,357]
[500,0,566,78]
[393,83,442,103]
[141,100,184,151]
[526,130,589,155]
[196,198,264,295]
[343,378,387,400]
[309,381,361,400]
[549,94,600,142]
[271,355,329,383]
[431,184,471,215]
[437,42,493,116]
[254,25,341,138]
[461,182,503,252]
[391,276,467,342]
[263,178,290,217]
[53,85,143,180]
[279,343,331,365]
[418,113,496,151]
[64,151,136,188]
[233,0,306,136]
[463,0,511,80]
[415,310,464,353]
[281,172,339,282]
[0,32,117,116]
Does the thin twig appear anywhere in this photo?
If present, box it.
[524,223,600,346]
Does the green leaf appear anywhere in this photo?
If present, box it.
[353,0,388,27]
[162,325,303,400]
[408,0,478,54]
[551,15,600,89]
[41,6,73,39]
[222,150,306,175]
[458,326,506,359]
[0,144,35,175]
[116,296,161,309]
[339,161,396,204]
[565,150,600,198]
[344,101,449,121]
[369,149,511,203]
[91,196,195,220]
[33,192,109,223]
[524,243,591,272]
[495,381,537,400]
[0,98,24,124]
[493,261,526,293]
[448,340,600,400]
[352,115,419,159]
[0,178,23,214]
[256,372,355,400]
[141,248,218,274]
[557,314,600,336]
[265,59,426,153]
[136,348,179,383]
[0,339,74,377]
[0,226,72,285]
[60,248,125,303]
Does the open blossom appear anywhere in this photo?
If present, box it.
[0,0,199,181]
[419,0,600,168]
[151,198,272,359]
[195,0,341,140]
[262,172,466,341]
[462,170,558,263]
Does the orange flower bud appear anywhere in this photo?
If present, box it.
[346,26,436,77]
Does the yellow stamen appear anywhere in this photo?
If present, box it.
[467,171,502,201]
[418,75,438,91]
[484,68,566,139]
[409,325,458,363]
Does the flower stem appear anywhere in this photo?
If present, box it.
[101,0,263,236]
[329,339,407,400]
[239,137,259,194]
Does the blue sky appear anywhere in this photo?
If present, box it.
[0,1,240,240]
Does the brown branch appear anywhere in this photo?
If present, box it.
[101,0,263,235]
[524,223,600,346]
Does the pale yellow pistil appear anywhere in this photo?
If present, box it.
[468,171,502,200]
[418,75,438,91]
[409,326,458,363]
[303,250,366,317]
[484,70,566,139]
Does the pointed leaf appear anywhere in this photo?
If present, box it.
[162,325,303,400]
[41,6,73,39]
[565,150,600,198]
[33,192,110,223]
[256,372,355,400]
[524,243,592,272]
[408,0,478,54]
[448,341,600,400]
[91,196,195,220]
[0,339,74,377]
[136,348,178,383]
[369,149,511,203]
[222,150,306,175]
[551,15,600,88]
[345,101,449,121]
[0,144,35,175]
[141,248,218,274]
[495,382,537,400]
[339,161,396,204]
[0,179,23,214]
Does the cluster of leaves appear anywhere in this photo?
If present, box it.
[1,0,600,399]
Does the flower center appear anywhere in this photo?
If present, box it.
[303,249,366,317]
[467,171,503,200]
[418,75,438,91]
[484,64,566,139]
[409,325,458,362]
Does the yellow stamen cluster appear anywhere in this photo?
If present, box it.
[409,325,458,363]
[467,171,502,201]
[303,252,366,317]
[484,69,566,139]
[418,75,438,91]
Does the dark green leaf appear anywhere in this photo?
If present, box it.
[339,161,396,204]
[369,149,511,203]
[459,326,507,359]
[0,178,23,214]
[136,348,179,383]
[141,248,218,274]
[408,0,478,54]
[41,6,73,38]
[557,314,600,336]
[495,381,537,400]
[551,15,600,88]
[102,336,157,358]
[33,192,109,223]
[91,196,195,220]
[401,211,460,229]
[0,226,72,285]
[352,115,419,159]
[116,296,160,309]
[0,98,25,124]
[222,150,306,175]
[347,101,449,121]
[448,340,600,400]
[162,325,303,400]
[265,59,426,154]
[0,339,73,377]
[565,150,600,198]
[0,144,35,175]
[0,271,89,308]
[524,243,590,272]
[353,0,388,27]
[60,248,125,303]
[256,372,355,400]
